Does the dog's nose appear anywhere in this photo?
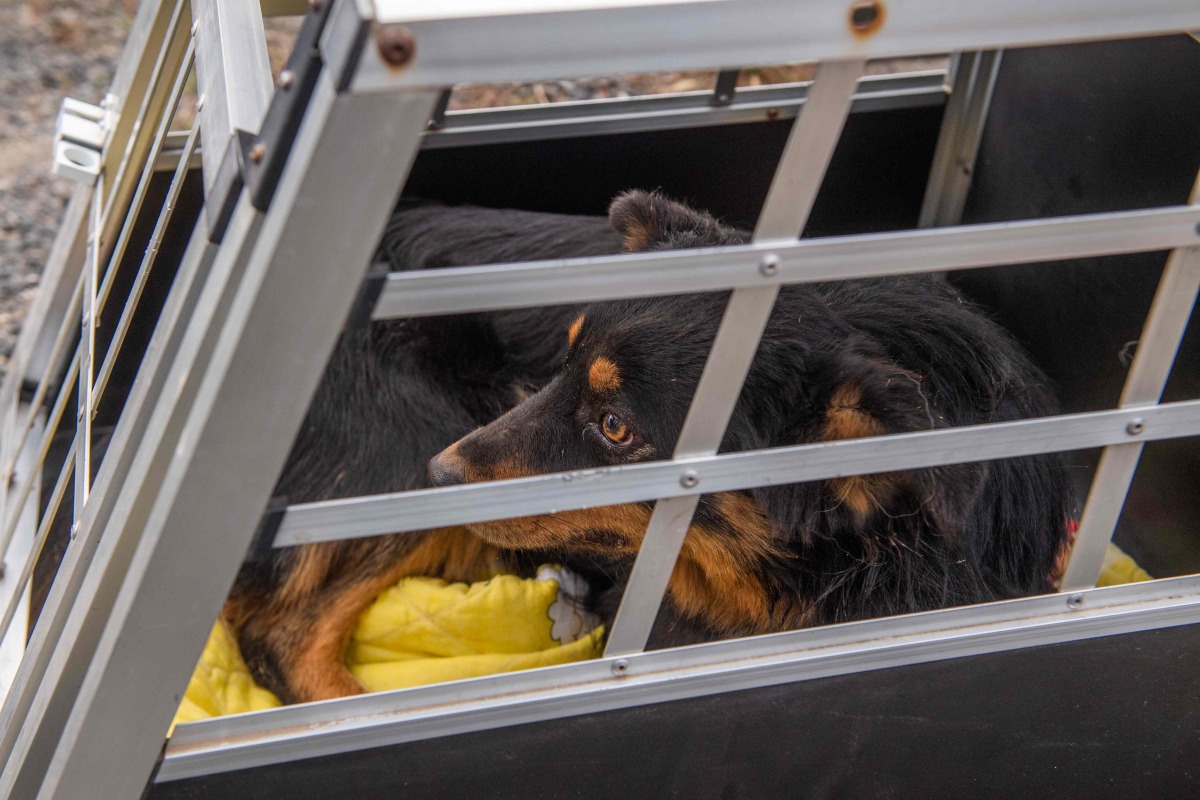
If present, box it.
[428,451,465,487]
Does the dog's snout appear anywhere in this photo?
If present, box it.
[428,448,466,487]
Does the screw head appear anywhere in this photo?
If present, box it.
[278,70,295,90]
[1126,418,1145,436]
[1067,593,1085,610]
[680,470,700,488]
[376,25,417,68]
[611,658,630,676]
[249,142,266,164]
[759,254,780,277]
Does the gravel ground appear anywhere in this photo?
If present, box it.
[0,0,134,383]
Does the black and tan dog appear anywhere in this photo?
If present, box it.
[428,190,1075,646]
[228,192,1073,703]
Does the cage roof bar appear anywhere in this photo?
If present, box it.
[352,0,1200,91]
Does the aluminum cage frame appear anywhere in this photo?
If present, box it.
[0,0,1197,797]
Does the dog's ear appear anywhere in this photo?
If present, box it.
[812,350,988,534]
[608,190,746,252]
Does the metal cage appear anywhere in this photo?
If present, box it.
[0,1,1198,797]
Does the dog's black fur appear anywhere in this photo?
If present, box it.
[225,201,623,703]
[228,192,1073,702]
[430,191,1075,644]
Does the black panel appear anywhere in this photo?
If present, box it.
[948,35,1200,577]
[403,104,945,238]
[151,623,1200,800]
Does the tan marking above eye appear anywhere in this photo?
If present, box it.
[588,357,621,392]
[601,412,631,445]
[567,314,585,347]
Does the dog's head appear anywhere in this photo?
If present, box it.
[427,191,1035,633]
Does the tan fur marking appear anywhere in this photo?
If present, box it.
[567,314,585,347]
[588,357,621,392]
[671,493,805,635]
[467,503,651,552]
[822,384,895,519]
[276,543,337,607]
[283,528,505,702]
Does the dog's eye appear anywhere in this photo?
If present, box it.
[600,412,632,446]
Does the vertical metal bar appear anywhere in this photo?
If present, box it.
[1061,245,1200,590]
[605,58,866,656]
[0,409,43,701]
[91,123,202,411]
[20,75,440,800]
[0,441,76,651]
[0,221,218,781]
[95,40,198,317]
[0,272,83,523]
[191,0,273,206]
[918,50,1003,228]
[75,179,102,513]
[98,0,191,255]
[0,350,82,562]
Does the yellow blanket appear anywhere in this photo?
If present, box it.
[174,567,603,729]
[175,544,1151,728]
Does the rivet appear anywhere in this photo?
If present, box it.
[759,254,780,277]
[249,142,266,164]
[680,470,699,488]
[278,70,295,90]
[1125,418,1145,436]
[1067,593,1085,610]
[376,25,417,68]
[611,658,630,676]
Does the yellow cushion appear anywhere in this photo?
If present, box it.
[173,568,603,730]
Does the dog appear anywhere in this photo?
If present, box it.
[224,200,624,703]
[428,190,1075,646]
[227,192,1073,702]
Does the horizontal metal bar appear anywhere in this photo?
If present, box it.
[374,205,1200,319]
[425,71,946,149]
[153,130,204,172]
[276,398,1200,547]
[160,574,1200,781]
[353,0,1200,91]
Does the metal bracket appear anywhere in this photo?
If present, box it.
[52,98,106,184]
[239,0,334,212]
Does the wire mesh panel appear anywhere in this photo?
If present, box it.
[0,0,1196,797]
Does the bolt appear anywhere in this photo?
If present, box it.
[760,253,780,277]
[278,70,295,90]
[309,0,322,10]
[376,25,417,68]
[249,142,266,164]
[1067,593,1085,610]
[849,0,883,32]
[611,658,630,676]
[766,107,781,121]
[680,470,699,488]
[1125,418,1145,436]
